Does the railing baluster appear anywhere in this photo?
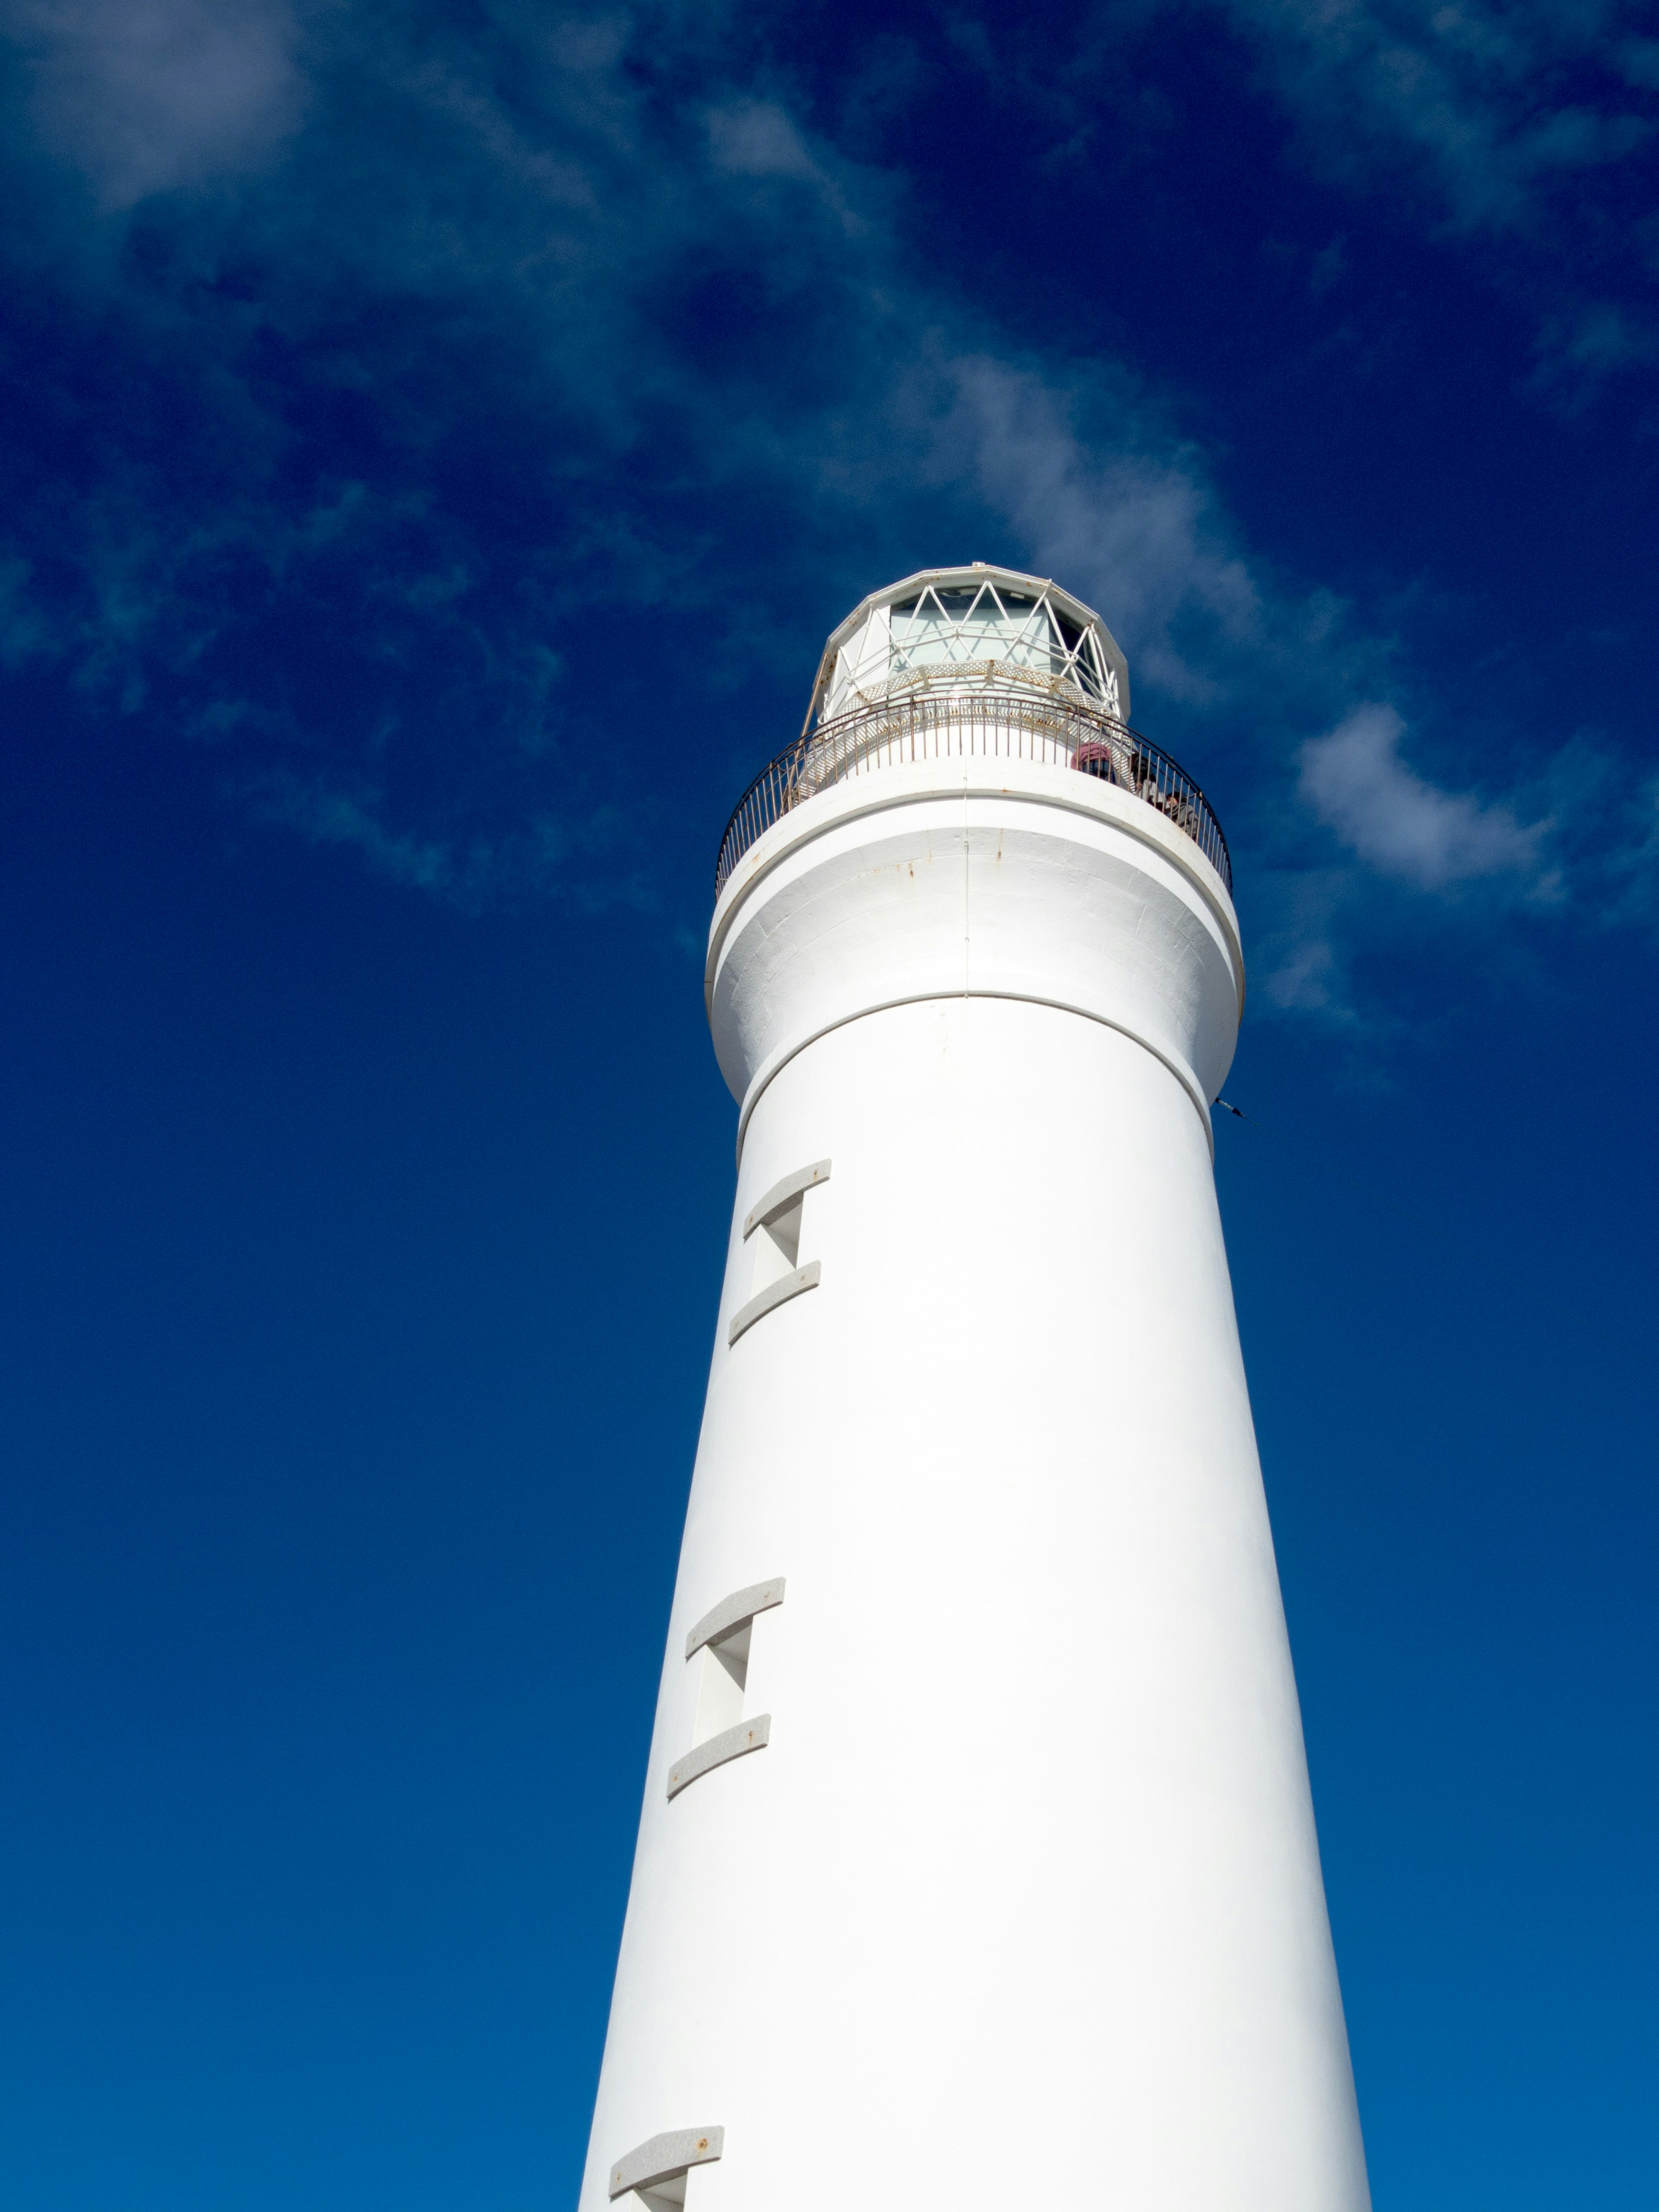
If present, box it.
[715,686,1230,897]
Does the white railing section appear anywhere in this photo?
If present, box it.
[716,679,1231,896]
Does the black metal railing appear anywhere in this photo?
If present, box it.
[715,684,1231,896]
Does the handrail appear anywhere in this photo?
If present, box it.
[715,683,1231,896]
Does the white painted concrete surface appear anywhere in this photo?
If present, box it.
[578,732,1370,2209]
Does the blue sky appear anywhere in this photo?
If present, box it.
[0,3,1654,2207]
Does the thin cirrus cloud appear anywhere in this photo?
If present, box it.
[1199,0,1659,407]
[3,0,305,207]
[1299,705,1554,896]
[938,356,1270,711]
[1210,0,1656,233]
[0,36,1347,716]
[0,0,1637,1020]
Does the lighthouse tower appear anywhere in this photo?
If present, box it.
[578,568,1370,2212]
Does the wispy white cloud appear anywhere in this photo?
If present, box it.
[0,0,1650,1002]
[0,554,56,665]
[706,99,820,183]
[1213,0,1655,236]
[937,356,1265,708]
[1192,0,1659,416]
[250,767,656,912]
[1249,867,1362,1021]
[257,772,457,894]
[1299,704,1554,893]
[703,96,870,239]
[3,0,305,206]
[1527,301,1659,407]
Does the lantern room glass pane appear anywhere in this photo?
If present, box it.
[816,577,1121,723]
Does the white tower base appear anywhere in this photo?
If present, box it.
[580,744,1369,2211]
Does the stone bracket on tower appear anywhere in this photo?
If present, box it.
[728,1261,820,1344]
[732,1158,830,1342]
[685,1577,785,1661]
[608,2126,724,2202]
[743,1157,831,1237]
[666,1714,770,1799]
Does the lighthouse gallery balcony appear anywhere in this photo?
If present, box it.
[715,565,1231,897]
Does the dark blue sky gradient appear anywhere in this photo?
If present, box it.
[0,3,1655,2208]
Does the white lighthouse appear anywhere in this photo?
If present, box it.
[578,567,1370,2212]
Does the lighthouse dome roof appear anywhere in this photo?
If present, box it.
[806,564,1130,733]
